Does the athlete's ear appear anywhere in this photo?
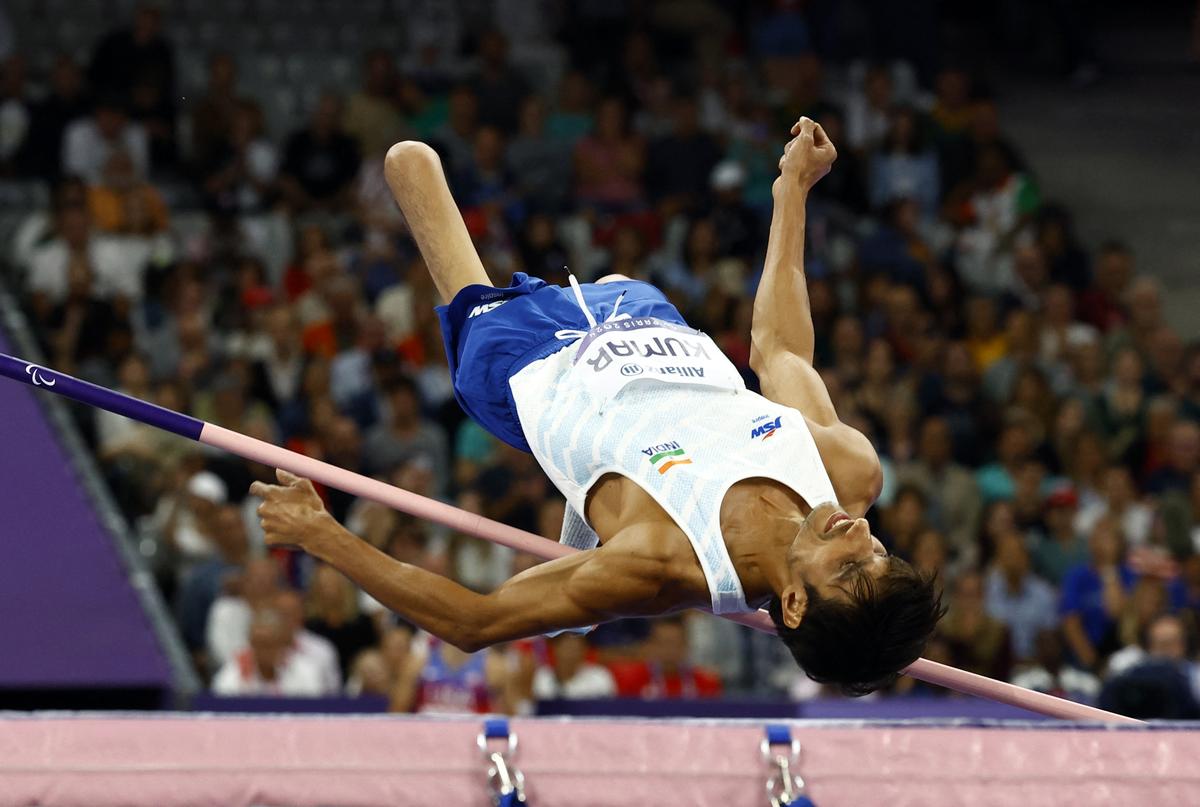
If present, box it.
[779,584,807,629]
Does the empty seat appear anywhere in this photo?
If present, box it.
[328,57,354,85]
[178,52,209,93]
[266,21,295,48]
[255,54,283,83]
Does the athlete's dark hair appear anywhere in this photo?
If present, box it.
[768,557,945,697]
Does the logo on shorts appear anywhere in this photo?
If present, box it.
[620,363,643,376]
[642,441,692,474]
[468,300,508,318]
[751,416,782,441]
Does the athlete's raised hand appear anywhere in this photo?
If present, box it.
[777,116,837,193]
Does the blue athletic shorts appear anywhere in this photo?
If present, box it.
[437,272,688,451]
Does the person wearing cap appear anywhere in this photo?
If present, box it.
[1033,483,1090,585]
[166,470,228,570]
[708,159,761,261]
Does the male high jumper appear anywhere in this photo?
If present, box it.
[253,117,944,695]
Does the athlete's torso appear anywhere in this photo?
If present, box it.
[584,471,809,610]
[509,316,842,614]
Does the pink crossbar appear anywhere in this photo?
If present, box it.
[202,424,1140,723]
[0,714,1193,806]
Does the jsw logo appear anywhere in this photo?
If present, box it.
[468,300,508,318]
[751,416,782,440]
[25,363,56,387]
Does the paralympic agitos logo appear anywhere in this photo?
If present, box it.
[25,363,56,387]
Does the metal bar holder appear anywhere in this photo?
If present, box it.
[762,724,814,807]
[478,718,527,806]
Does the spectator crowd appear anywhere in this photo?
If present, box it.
[2,1,1198,719]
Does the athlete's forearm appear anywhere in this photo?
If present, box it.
[752,181,814,368]
[308,520,487,651]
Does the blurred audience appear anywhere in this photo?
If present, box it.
[206,555,283,668]
[4,2,1198,721]
[391,636,510,714]
[304,564,380,678]
[531,633,618,701]
[212,607,325,696]
[609,618,723,698]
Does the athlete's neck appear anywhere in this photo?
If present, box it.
[720,480,807,605]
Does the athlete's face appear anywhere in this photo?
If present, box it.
[777,502,890,629]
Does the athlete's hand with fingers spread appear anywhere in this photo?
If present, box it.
[776,116,837,194]
[250,468,339,554]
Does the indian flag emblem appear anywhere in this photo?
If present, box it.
[643,441,692,475]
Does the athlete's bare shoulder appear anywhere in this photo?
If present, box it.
[806,419,883,517]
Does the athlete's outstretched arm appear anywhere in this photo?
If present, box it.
[750,117,838,423]
[751,119,882,513]
[251,471,671,651]
[383,140,490,302]
[752,121,824,366]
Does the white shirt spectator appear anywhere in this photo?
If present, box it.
[238,139,278,210]
[211,648,326,696]
[175,471,228,563]
[953,174,1037,295]
[11,209,52,270]
[96,408,153,454]
[25,240,79,303]
[329,347,375,411]
[295,628,342,693]
[1040,321,1100,366]
[61,117,149,183]
[375,283,417,344]
[844,95,890,153]
[0,95,28,159]
[209,602,335,689]
[1105,644,1146,678]
[532,662,616,700]
[1075,501,1154,548]
[1010,664,1101,701]
[206,595,251,668]
[25,235,155,303]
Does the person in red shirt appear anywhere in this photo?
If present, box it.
[1078,241,1133,332]
[610,617,722,699]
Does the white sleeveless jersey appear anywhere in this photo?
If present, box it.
[509,315,840,615]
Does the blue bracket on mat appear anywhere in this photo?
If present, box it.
[762,724,815,807]
[483,718,511,740]
[479,718,527,806]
